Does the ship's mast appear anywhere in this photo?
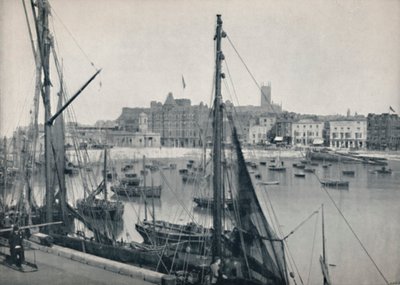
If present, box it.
[103,148,108,201]
[212,14,225,260]
[32,0,54,228]
[320,204,332,285]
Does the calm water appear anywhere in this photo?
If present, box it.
[24,149,400,285]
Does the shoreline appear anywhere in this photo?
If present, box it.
[69,147,400,162]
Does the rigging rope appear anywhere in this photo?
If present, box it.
[225,31,389,285]
[306,213,319,285]
[47,1,97,70]
[317,174,390,285]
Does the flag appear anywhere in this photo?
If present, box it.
[182,75,186,89]
[389,106,395,113]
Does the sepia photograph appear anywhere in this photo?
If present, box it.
[0,1,399,284]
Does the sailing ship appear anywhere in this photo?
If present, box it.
[134,15,290,284]
[76,148,124,221]
[2,0,180,274]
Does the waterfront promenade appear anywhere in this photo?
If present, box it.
[75,146,400,163]
[0,245,157,285]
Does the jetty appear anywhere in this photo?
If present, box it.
[0,239,164,285]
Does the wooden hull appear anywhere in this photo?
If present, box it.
[193,197,234,210]
[321,180,349,189]
[111,185,162,198]
[135,220,212,255]
[52,234,171,272]
[76,199,124,221]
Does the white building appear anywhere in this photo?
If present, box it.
[292,119,324,146]
[329,120,367,149]
[249,125,268,145]
[107,113,161,147]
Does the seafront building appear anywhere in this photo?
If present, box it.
[107,113,161,147]
[115,85,283,147]
[367,113,400,150]
[291,119,324,146]
[328,119,367,149]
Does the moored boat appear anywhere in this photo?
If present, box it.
[321,180,349,189]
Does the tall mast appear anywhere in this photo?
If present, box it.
[3,137,7,205]
[32,0,53,227]
[320,203,332,285]
[103,148,108,201]
[143,155,148,221]
[212,14,225,260]
[322,204,326,263]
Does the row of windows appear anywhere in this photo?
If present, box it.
[293,131,320,137]
[332,132,363,139]
[295,124,321,129]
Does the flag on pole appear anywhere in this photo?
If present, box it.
[182,75,186,89]
[389,106,395,113]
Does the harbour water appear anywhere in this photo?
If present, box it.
[7,147,399,285]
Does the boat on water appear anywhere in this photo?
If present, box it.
[258,180,280,185]
[375,166,392,174]
[304,168,316,173]
[111,156,162,198]
[342,170,355,176]
[320,180,350,189]
[77,148,124,221]
[268,165,286,171]
[0,1,183,274]
[135,220,212,255]
[294,173,306,178]
[293,163,306,169]
[193,197,235,211]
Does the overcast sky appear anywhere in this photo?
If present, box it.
[1,0,399,136]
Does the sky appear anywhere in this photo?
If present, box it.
[0,0,399,137]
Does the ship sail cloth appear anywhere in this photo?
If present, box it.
[210,13,288,283]
[228,126,288,284]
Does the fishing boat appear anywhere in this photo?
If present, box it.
[191,16,289,284]
[135,220,212,255]
[8,1,179,274]
[111,156,162,198]
[135,18,291,283]
[375,166,392,174]
[193,197,235,210]
[293,163,306,169]
[342,170,355,176]
[320,180,349,189]
[268,165,286,171]
[77,148,124,221]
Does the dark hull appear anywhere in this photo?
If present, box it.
[76,199,124,221]
[321,180,349,189]
[268,167,286,171]
[193,197,234,210]
[111,186,162,198]
[136,221,212,255]
[52,234,171,272]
